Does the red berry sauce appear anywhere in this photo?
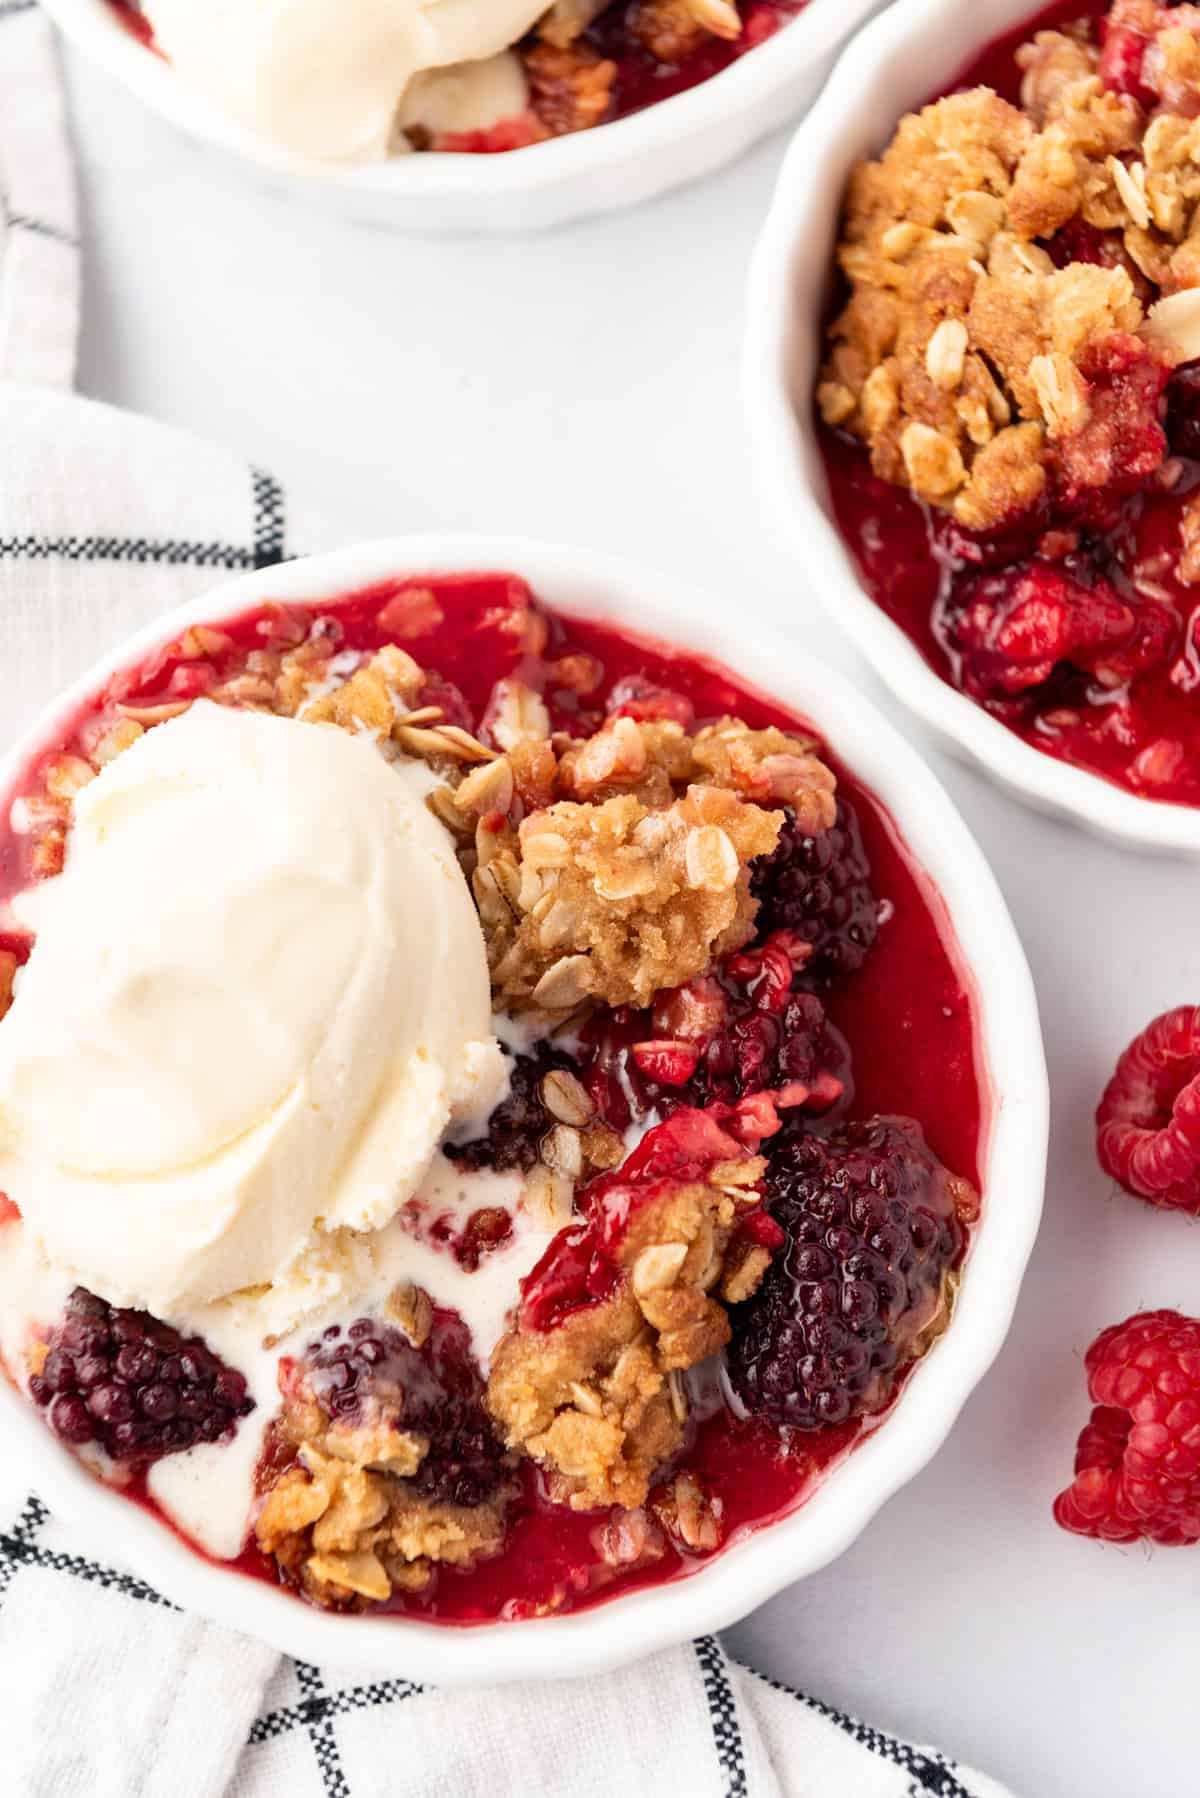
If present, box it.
[0,572,984,1622]
[818,0,1200,809]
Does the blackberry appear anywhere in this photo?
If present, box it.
[1167,361,1200,461]
[578,955,852,1126]
[30,1287,253,1464]
[751,800,880,981]
[687,989,851,1115]
[302,1310,507,1508]
[727,1118,965,1430]
[446,1042,579,1173]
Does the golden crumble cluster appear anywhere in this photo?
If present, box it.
[256,1441,510,1611]
[440,710,835,1019]
[486,1148,772,1512]
[254,1289,513,1610]
[817,8,1200,531]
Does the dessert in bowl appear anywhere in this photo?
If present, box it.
[746,0,1200,848]
[0,539,1045,1678]
[39,0,885,229]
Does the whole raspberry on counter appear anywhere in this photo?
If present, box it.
[1096,1006,1200,1213]
[1054,1311,1200,1545]
[727,1118,969,1429]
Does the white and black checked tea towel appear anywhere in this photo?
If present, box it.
[0,9,1015,1796]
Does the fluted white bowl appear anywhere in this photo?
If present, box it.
[0,536,1047,1679]
[744,0,1200,852]
[42,0,887,229]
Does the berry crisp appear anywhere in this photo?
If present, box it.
[0,574,983,1621]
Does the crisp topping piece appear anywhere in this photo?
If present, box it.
[652,1470,725,1552]
[486,785,781,1013]
[255,1312,513,1610]
[486,1111,777,1511]
[524,39,617,136]
[449,712,834,1017]
[258,1447,509,1609]
[816,42,1200,530]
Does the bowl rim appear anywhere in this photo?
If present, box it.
[39,0,880,202]
[742,0,1200,854]
[0,534,1048,1681]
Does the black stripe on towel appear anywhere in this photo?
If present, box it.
[695,1636,748,1798]
[294,1661,352,1798]
[250,468,286,569]
[0,535,258,569]
[738,1662,977,1798]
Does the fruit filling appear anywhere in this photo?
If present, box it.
[108,0,805,162]
[0,572,983,1622]
[816,0,1200,807]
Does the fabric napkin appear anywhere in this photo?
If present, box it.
[0,8,1014,1795]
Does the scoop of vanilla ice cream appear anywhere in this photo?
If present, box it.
[143,0,549,161]
[0,702,505,1315]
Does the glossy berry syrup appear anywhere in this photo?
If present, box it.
[0,572,984,1623]
[818,0,1200,810]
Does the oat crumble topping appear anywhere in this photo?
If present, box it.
[818,10,1200,532]
[487,1152,769,1511]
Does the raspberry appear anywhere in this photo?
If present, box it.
[298,1310,507,1508]
[1096,1006,1200,1212]
[944,562,1140,705]
[446,1042,579,1172]
[727,1118,966,1429]
[1099,8,1158,108]
[519,1106,778,1331]
[29,1287,253,1464]
[1050,334,1170,525]
[629,1039,701,1085]
[750,800,880,982]
[1053,1311,1200,1545]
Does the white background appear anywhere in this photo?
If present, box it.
[60,41,1200,1798]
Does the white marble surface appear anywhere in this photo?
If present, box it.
[60,41,1200,1798]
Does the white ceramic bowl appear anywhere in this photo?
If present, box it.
[744,0,1200,853]
[41,0,887,230]
[0,536,1047,1680]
